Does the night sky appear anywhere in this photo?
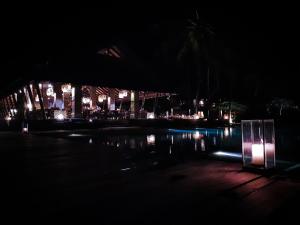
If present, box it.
[1,8,299,101]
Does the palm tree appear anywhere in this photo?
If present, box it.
[177,10,215,115]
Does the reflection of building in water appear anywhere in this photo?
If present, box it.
[201,139,206,151]
[224,127,229,137]
[193,131,201,140]
[213,136,217,146]
[129,138,136,149]
[147,135,155,145]
[194,142,198,151]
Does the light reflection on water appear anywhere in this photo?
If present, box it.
[50,126,300,172]
[65,127,243,172]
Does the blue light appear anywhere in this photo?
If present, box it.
[213,151,242,158]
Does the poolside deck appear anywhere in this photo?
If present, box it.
[1,132,299,224]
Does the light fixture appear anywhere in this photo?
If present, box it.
[82,97,91,104]
[54,110,66,121]
[61,84,72,93]
[147,112,155,119]
[241,120,276,169]
[98,95,106,103]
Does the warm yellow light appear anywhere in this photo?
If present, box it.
[5,116,12,121]
[251,144,264,165]
[193,131,201,140]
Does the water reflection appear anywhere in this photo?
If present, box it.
[65,127,242,173]
[147,135,156,145]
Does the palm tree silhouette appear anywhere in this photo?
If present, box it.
[177,10,215,115]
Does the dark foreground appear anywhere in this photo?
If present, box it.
[1,131,300,225]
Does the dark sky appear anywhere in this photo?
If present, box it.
[1,8,299,100]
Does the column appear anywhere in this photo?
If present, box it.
[54,83,63,110]
[130,90,139,119]
[8,95,15,117]
[107,88,116,111]
[90,86,97,109]
[34,82,46,120]
[26,84,36,111]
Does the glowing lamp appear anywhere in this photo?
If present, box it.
[199,99,204,106]
[118,90,127,99]
[98,95,106,103]
[147,112,155,119]
[82,97,91,104]
[62,84,72,93]
[54,110,66,121]
[46,84,54,96]
[241,120,276,169]
[5,116,12,121]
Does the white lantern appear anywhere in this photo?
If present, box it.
[241,120,276,169]
[82,97,91,104]
[98,95,106,103]
[61,84,72,93]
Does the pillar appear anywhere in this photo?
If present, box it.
[107,88,116,111]
[130,90,139,119]
[26,84,36,111]
[54,83,63,110]
[90,86,97,109]
[34,82,47,120]
[8,95,15,117]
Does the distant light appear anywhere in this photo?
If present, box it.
[193,131,201,140]
[89,138,93,144]
[46,87,54,96]
[194,114,200,120]
[198,111,204,119]
[201,139,205,151]
[89,118,93,123]
[57,114,64,120]
[35,95,39,102]
[22,127,28,133]
[69,134,86,137]
[5,116,12,121]
[98,95,106,103]
[224,127,229,137]
[62,84,72,93]
[147,112,155,119]
[224,114,229,120]
[200,100,204,106]
[121,168,131,171]
[119,90,128,99]
[82,97,91,104]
